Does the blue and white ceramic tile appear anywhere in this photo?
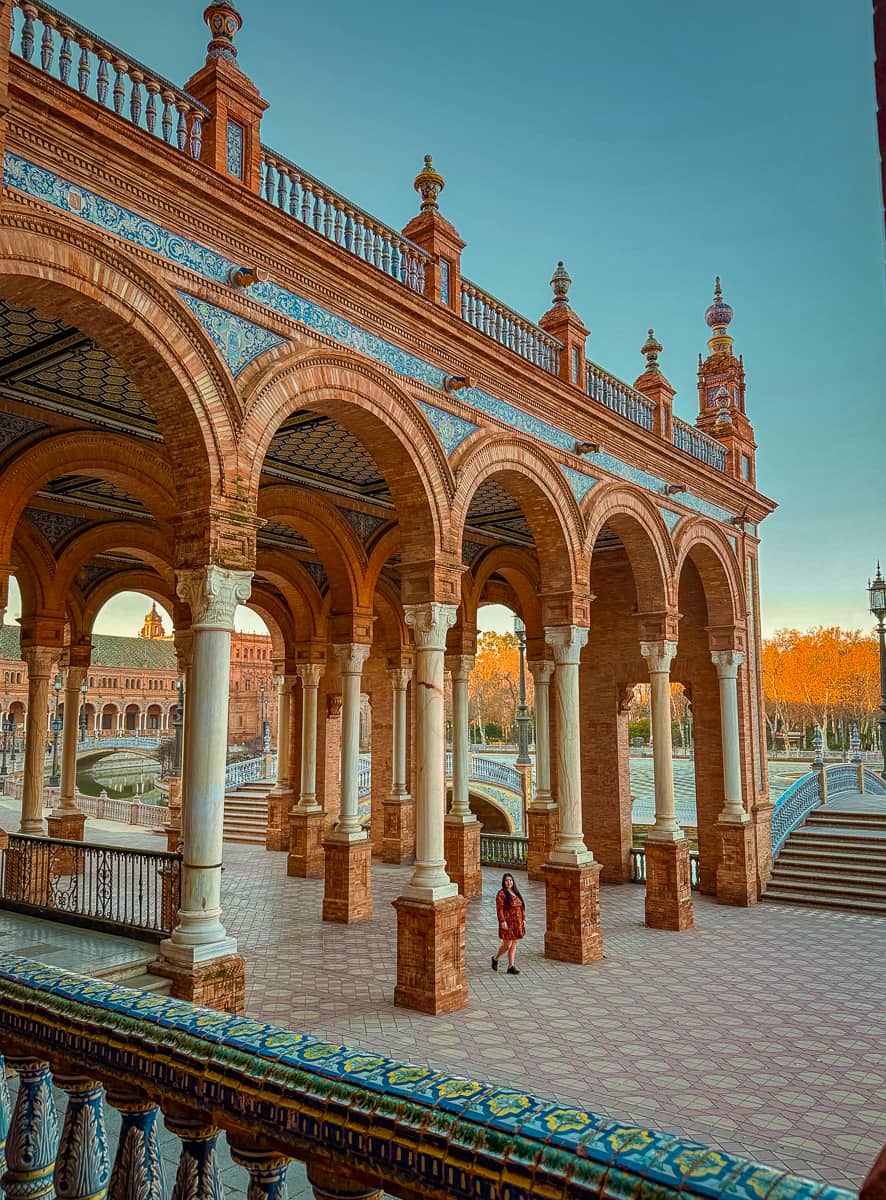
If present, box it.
[176,291,285,377]
[226,120,244,180]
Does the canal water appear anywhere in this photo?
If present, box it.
[76,751,164,803]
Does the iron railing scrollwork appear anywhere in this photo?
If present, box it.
[0,834,181,940]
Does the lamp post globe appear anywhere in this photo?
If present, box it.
[869,562,886,779]
[0,696,9,781]
[513,615,532,767]
[79,677,88,743]
[49,673,63,789]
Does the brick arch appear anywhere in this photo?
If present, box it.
[451,437,586,594]
[52,522,175,609]
[77,571,176,643]
[372,576,409,652]
[254,548,326,644]
[11,522,57,616]
[0,432,176,570]
[0,212,237,504]
[463,546,543,641]
[246,586,295,662]
[672,517,746,630]
[241,349,452,562]
[582,482,675,614]
[258,485,369,614]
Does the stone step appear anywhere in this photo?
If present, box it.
[776,853,886,878]
[763,886,886,916]
[120,971,173,995]
[92,953,156,982]
[806,811,886,831]
[789,830,886,850]
[769,866,886,894]
[223,831,266,845]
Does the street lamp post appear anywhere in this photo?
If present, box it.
[49,674,63,788]
[260,678,271,753]
[79,678,88,744]
[868,562,886,779]
[173,678,184,776]
[513,617,532,767]
[0,698,9,782]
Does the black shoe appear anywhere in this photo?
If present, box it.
[491,956,498,972]
[507,966,520,975]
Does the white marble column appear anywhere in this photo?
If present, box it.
[20,646,55,834]
[162,565,252,964]
[294,663,323,810]
[445,655,474,822]
[712,649,747,823]
[528,659,555,808]
[328,644,371,840]
[544,627,593,864]
[402,602,459,901]
[640,641,683,841]
[268,674,295,795]
[387,667,412,801]
[54,664,87,814]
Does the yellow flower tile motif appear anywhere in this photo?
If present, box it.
[387,1067,432,1085]
[545,1108,592,1132]
[487,1093,533,1117]
[344,1056,386,1074]
[435,1079,482,1099]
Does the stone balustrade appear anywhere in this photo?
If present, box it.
[0,953,856,1200]
[461,279,562,374]
[9,0,209,159]
[672,416,729,471]
[586,361,656,432]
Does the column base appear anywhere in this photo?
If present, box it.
[150,953,245,1015]
[381,797,415,864]
[527,805,558,881]
[444,817,482,899]
[543,861,604,964]
[287,809,326,877]
[165,775,182,852]
[165,827,183,853]
[46,810,86,875]
[644,838,694,930]
[322,838,373,923]
[392,894,468,1014]
[265,789,294,852]
[717,820,758,906]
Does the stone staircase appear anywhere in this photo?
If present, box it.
[93,950,172,995]
[223,782,270,845]
[765,807,886,915]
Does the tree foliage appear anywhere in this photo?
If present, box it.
[468,631,534,743]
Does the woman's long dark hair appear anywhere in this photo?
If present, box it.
[500,873,524,908]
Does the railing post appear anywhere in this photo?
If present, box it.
[53,1076,111,1199]
[106,1091,168,1199]
[2,1059,58,1199]
[166,1115,224,1200]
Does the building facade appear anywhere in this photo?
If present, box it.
[0,0,775,1018]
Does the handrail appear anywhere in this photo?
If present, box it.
[586,360,656,431]
[629,846,700,889]
[225,754,277,790]
[260,146,430,295]
[479,832,528,868]
[0,955,850,1200]
[461,277,562,374]
[672,415,728,472]
[769,762,885,857]
[9,0,208,159]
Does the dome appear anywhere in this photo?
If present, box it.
[705,276,733,330]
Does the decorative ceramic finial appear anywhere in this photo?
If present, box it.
[705,274,734,330]
[550,261,571,305]
[204,1,242,62]
[414,155,445,211]
[641,327,662,373]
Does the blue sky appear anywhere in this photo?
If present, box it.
[9,0,885,638]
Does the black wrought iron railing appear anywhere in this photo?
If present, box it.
[0,834,181,940]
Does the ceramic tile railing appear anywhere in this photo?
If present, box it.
[260,148,430,295]
[673,415,728,471]
[461,279,562,374]
[9,0,209,158]
[0,954,857,1200]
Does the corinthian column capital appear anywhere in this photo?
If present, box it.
[640,640,678,675]
[711,649,743,679]
[544,626,588,665]
[21,645,57,678]
[403,602,458,651]
[387,667,413,692]
[444,655,474,682]
[333,643,371,675]
[296,662,324,689]
[527,659,555,686]
[176,566,252,631]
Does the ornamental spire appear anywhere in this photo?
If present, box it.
[641,327,662,373]
[550,261,571,306]
[203,1,242,63]
[704,274,735,356]
[414,155,445,212]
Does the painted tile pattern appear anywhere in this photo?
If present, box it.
[176,291,284,377]
[226,120,244,180]
[0,950,855,1200]
[5,153,739,529]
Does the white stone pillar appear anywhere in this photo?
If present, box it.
[402,602,459,901]
[711,649,747,823]
[544,627,592,864]
[54,664,87,814]
[387,667,412,800]
[328,644,371,840]
[640,641,683,840]
[528,659,555,807]
[445,655,474,821]
[20,646,55,834]
[161,565,252,964]
[295,663,323,809]
[269,674,294,793]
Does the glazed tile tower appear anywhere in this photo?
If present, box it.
[0,0,776,1023]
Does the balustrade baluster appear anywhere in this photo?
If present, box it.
[175,102,188,151]
[107,1092,168,1199]
[331,203,343,244]
[288,173,301,217]
[112,59,127,115]
[277,168,288,210]
[77,41,92,94]
[130,70,143,126]
[161,89,174,142]
[0,1052,11,1181]
[230,1144,291,1199]
[379,235,391,275]
[190,112,203,159]
[307,1164,382,1200]
[20,4,37,62]
[343,210,355,252]
[58,24,73,84]
[96,50,110,103]
[40,17,55,73]
[54,1076,111,1199]
[2,1059,58,1200]
[145,81,159,133]
[167,1116,225,1200]
[310,191,322,232]
[300,183,312,225]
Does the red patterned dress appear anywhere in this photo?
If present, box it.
[496,889,525,941]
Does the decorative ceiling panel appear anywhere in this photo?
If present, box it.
[0,412,46,453]
[258,521,314,553]
[38,476,146,518]
[23,507,88,547]
[264,412,391,499]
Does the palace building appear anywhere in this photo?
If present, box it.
[0,0,775,1026]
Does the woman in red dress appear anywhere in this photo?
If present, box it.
[491,872,525,975]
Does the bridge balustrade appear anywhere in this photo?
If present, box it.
[9,0,209,158]
[770,764,886,857]
[0,955,852,1200]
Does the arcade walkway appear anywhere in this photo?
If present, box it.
[1,801,882,1191]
